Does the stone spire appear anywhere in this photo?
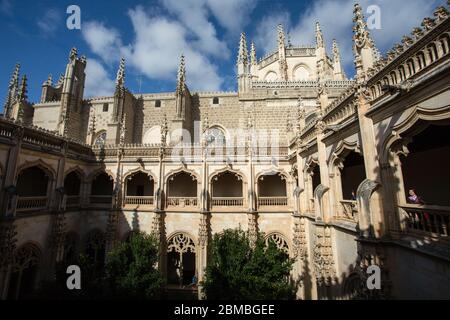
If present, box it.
[44,74,53,86]
[119,113,126,146]
[69,47,77,61]
[353,3,379,80]
[3,63,20,118]
[277,24,288,81]
[315,22,325,49]
[332,39,346,80]
[238,32,248,66]
[17,75,28,102]
[315,21,330,81]
[250,42,257,66]
[116,57,125,89]
[250,42,258,79]
[237,32,251,93]
[56,73,64,87]
[176,54,186,95]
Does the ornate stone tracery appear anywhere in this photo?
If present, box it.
[167,233,196,254]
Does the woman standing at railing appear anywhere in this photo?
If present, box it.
[407,189,430,221]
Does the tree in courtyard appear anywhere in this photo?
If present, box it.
[202,229,296,300]
[104,231,164,299]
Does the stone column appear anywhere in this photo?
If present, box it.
[315,122,331,222]
[1,126,23,216]
[355,87,384,238]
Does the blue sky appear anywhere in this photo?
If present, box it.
[0,0,444,106]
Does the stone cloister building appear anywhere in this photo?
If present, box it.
[0,3,449,300]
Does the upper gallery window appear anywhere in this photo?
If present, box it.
[103,103,109,112]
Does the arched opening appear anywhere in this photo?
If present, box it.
[167,171,198,208]
[258,173,288,207]
[427,43,438,63]
[90,172,113,205]
[338,151,366,220]
[212,97,219,105]
[341,152,366,200]
[205,126,226,147]
[211,171,244,207]
[167,233,196,287]
[124,171,154,206]
[293,65,311,81]
[7,244,41,300]
[399,124,450,236]
[307,164,321,212]
[439,34,449,55]
[264,71,278,82]
[94,131,107,147]
[16,166,50,212]
[265,233,289,257]
[84,230,106,272]
[143,126,163,145]
[64,171,82,208]
[417,52,426,70]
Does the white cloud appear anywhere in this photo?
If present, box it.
[254,0,442,77]
[162,0,230,59]
[37,8,62,36]
[253,12,291,56]
[205,0,259,33]
[82,5,224,91]
[84,59,115,97]
[82,22,123,63]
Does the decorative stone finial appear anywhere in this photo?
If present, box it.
[69,47,77,61]
[17,75,28,102]
[250,42,257,66]
[116,57,125,88]
[316,22,325,48]
[238,32,248,65]
[176,54,186,94]
[277,24,286,48]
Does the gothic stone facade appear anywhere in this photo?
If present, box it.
[0,3,449,300]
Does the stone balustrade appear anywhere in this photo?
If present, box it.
[16,196,48,212]
[258,196,288,207]
[124,196,154,206]
[167,197,198,208]
[211,197,244,207]
[339,200,358,222]
[399,204,450,238]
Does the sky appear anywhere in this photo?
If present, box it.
[0,0,445,106]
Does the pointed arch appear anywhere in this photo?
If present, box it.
[380,105,450,164]
[64,165,86,181]
[15,159,56,183]
[265,232,290,255]
[123,167,157,185]
[165,166,201,186]
[86,168,115,183]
